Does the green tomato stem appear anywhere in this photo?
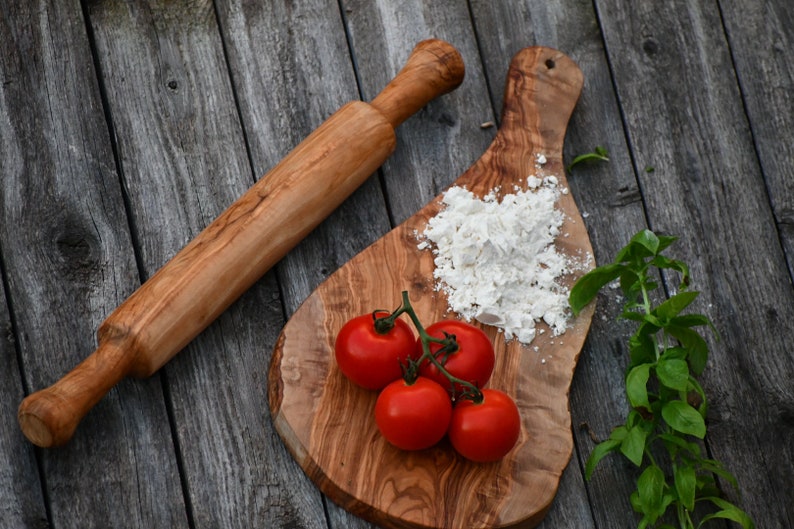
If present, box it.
[395,291,483,402]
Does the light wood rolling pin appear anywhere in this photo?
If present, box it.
[18,39,465,448]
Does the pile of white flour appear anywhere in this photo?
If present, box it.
[417,176,572,344]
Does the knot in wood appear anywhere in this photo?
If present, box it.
[642,38,659,56]
[51,215,101,278]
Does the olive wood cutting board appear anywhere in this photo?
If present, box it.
[269,47,594,529]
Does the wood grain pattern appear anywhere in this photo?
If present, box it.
[270,47,593,529]
[0,0,188,526]
[720,0,794,271]
[596,0,794,526]
[86,2,330,526]
[342,0,497,228]
[17,38,464,448]
[0,281,46,528]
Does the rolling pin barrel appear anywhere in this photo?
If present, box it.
[18,39,465,447]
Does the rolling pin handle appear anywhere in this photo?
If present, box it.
[370,39,465,128]
[18,338,136,447]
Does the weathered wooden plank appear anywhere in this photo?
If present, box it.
[719,0,794,275]
[596,0,794,527]
[215,1,398,528]
[0,5,47,527]
[0,1,187,527]
[714,3,794,527]
[216,1,401,527]
[215,0,391,316]
[0,287,46,528]
[343,0,496,226]
[468,1,649,526]
[83,1,330,527]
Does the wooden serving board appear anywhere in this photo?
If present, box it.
[269,47,594,529]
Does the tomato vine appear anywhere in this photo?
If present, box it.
[338,291,519,461]
[380,290,487,403]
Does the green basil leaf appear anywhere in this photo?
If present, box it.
[662,400,706,438]
[630,490,643,514]
[569,263,624,315]
[669,313,714,330]
[626,409,644,428]
[608,425,629,441]
[685,376,709,416]
[620,269,642,298]
[643,313,664,327]
[699,458,739,490]
[620,425,647,466]
[629,332,657,366]
[637,464,667,521]
[650,254,689,283]
[697,474,722,498]
[566,147,609,172]
[621,310,647,322]
[584,438,621,480]
[631,230,662,256]
[674,464,696,511]
[653,291,699,321]
[636,318,661,336]
[616,242,654,264]
[658,433,702,457]
[645,280,659,292]
[655,234,679,253]
[667,325,709,375]
[626,364,652,410]
[697,497,755,529]
[661,346,688,361]
[656,357,689,391]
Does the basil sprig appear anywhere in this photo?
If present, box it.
[570,230,753,529]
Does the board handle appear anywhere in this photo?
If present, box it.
[371,39,464,128]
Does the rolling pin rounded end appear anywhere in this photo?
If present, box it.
[18,391,78,447]
[416,38,465,91]
[371,39,465,128]
[18,339,135,447]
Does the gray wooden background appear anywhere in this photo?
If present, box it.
[1,0,792,528]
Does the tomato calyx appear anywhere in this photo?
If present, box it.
[386,291,484,403]
[371,308,400,334]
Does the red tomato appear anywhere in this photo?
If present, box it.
[334,312,417,390]
[448,389,521,462]
[418,320,495,393]
[374,377,452,450]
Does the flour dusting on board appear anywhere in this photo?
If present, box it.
[417,174,580,345]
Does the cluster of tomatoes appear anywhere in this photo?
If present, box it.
[334,293,521,463]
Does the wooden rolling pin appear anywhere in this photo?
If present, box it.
[18,39,465,448]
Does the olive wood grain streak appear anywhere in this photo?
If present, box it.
[17,39,465,448]
[270,47,594,529]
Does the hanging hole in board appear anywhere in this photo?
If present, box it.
[545,59,556,69]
